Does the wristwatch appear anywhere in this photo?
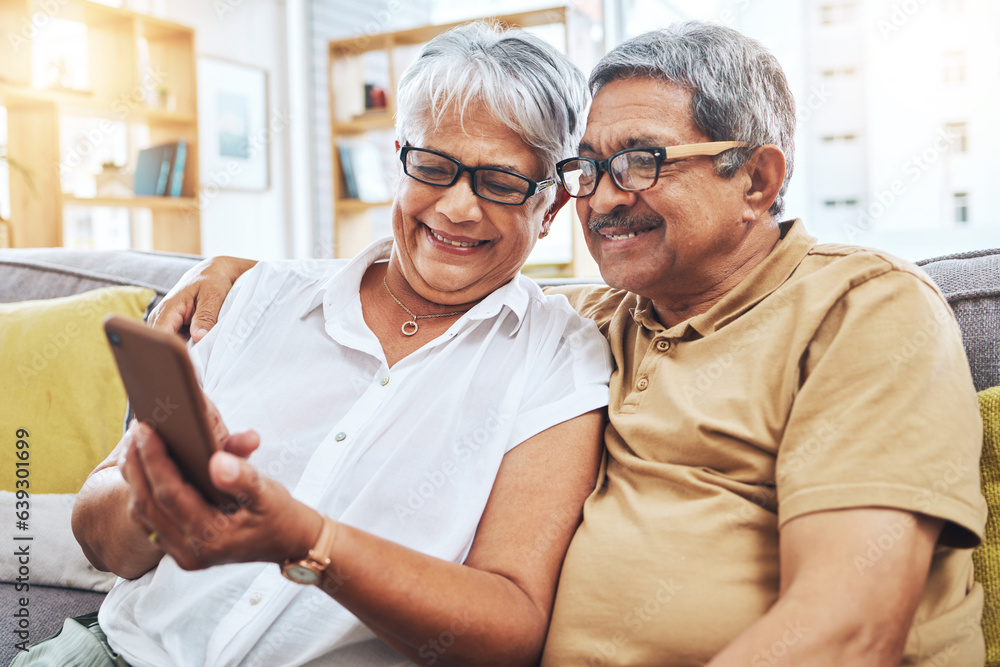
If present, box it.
[281,514,336,585]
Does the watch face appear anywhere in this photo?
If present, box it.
[283,563,320,585]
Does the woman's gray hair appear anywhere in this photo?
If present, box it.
[590,22,796,217]
[395,21,588,191]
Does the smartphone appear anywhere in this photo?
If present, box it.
[104,315,235,507]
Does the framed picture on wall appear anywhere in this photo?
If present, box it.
[197,57,270,191]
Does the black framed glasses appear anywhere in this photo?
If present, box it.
[399,146,555,206]
[556,141,751,198]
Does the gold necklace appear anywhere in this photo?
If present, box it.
[382,277,469,336]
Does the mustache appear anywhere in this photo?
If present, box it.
[588,212,665,233]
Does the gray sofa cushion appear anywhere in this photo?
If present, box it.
[0,248,201,307]
[918,248,1000,392]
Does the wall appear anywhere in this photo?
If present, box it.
[307,0,432,258]
[138,0,295,259]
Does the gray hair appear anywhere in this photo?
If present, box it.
[590,22,796,217]
[395,21,588,194]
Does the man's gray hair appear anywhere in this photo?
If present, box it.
[590,22,796,217]
[396,21,588,190]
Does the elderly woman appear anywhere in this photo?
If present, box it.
[52,22,611,667]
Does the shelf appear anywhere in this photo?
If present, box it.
[327,7,567,51]
[0,83,195,123]
[336,198,393,213]
[1,0,201,253]
[63,195,199,211]
[333,112,395,134]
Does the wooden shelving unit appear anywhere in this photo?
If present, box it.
[0,0,200,253]
[328,6,591,274]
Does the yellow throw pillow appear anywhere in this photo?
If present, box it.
[0,286,154,494]
[974,385,1000,666]
[0,286,154,591]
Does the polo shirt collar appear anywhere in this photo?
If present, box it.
[631,219,817,338]
[300,237,532,333]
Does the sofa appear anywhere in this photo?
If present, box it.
[0,245,998,666]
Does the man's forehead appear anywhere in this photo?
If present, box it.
[579,134,669,156]
[578,77,698,155]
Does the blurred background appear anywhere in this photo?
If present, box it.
[1,0,996,275]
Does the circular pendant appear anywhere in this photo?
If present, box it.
[401,320,418,336]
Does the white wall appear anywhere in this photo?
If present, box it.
[142,0,295,259]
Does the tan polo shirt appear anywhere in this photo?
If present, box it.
[541,220,987,667]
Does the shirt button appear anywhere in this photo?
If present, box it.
[380,376,390,386]
[655,340,670,352]
[335,432,347,442]
[636,376,649,391]
[249,593,262,605]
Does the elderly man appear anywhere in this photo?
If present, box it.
[154,22,985,667]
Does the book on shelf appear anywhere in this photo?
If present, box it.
[338,145,359,199]
[343,141,391,203]
[133,142,186,197]
[166,141,187,197]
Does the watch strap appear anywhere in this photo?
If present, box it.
[283,514,335,583]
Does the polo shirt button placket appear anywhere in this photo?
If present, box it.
[636,376,649,391]
[655,339,671,352]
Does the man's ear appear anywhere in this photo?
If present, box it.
[742,145,785,221]
[541,185,571,237]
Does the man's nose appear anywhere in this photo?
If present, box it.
[586,170,638,215]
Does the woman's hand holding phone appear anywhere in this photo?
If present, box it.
[104,316,322,573]
[119,398,322,572]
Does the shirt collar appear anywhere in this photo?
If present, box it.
[630,219,817,337]
[299,236,533,334]
[298,237,394,319]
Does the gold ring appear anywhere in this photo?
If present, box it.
[147,530,160,545]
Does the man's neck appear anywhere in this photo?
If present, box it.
[651,224,783,329]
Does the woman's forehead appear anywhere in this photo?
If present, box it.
[412,105,544,174]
